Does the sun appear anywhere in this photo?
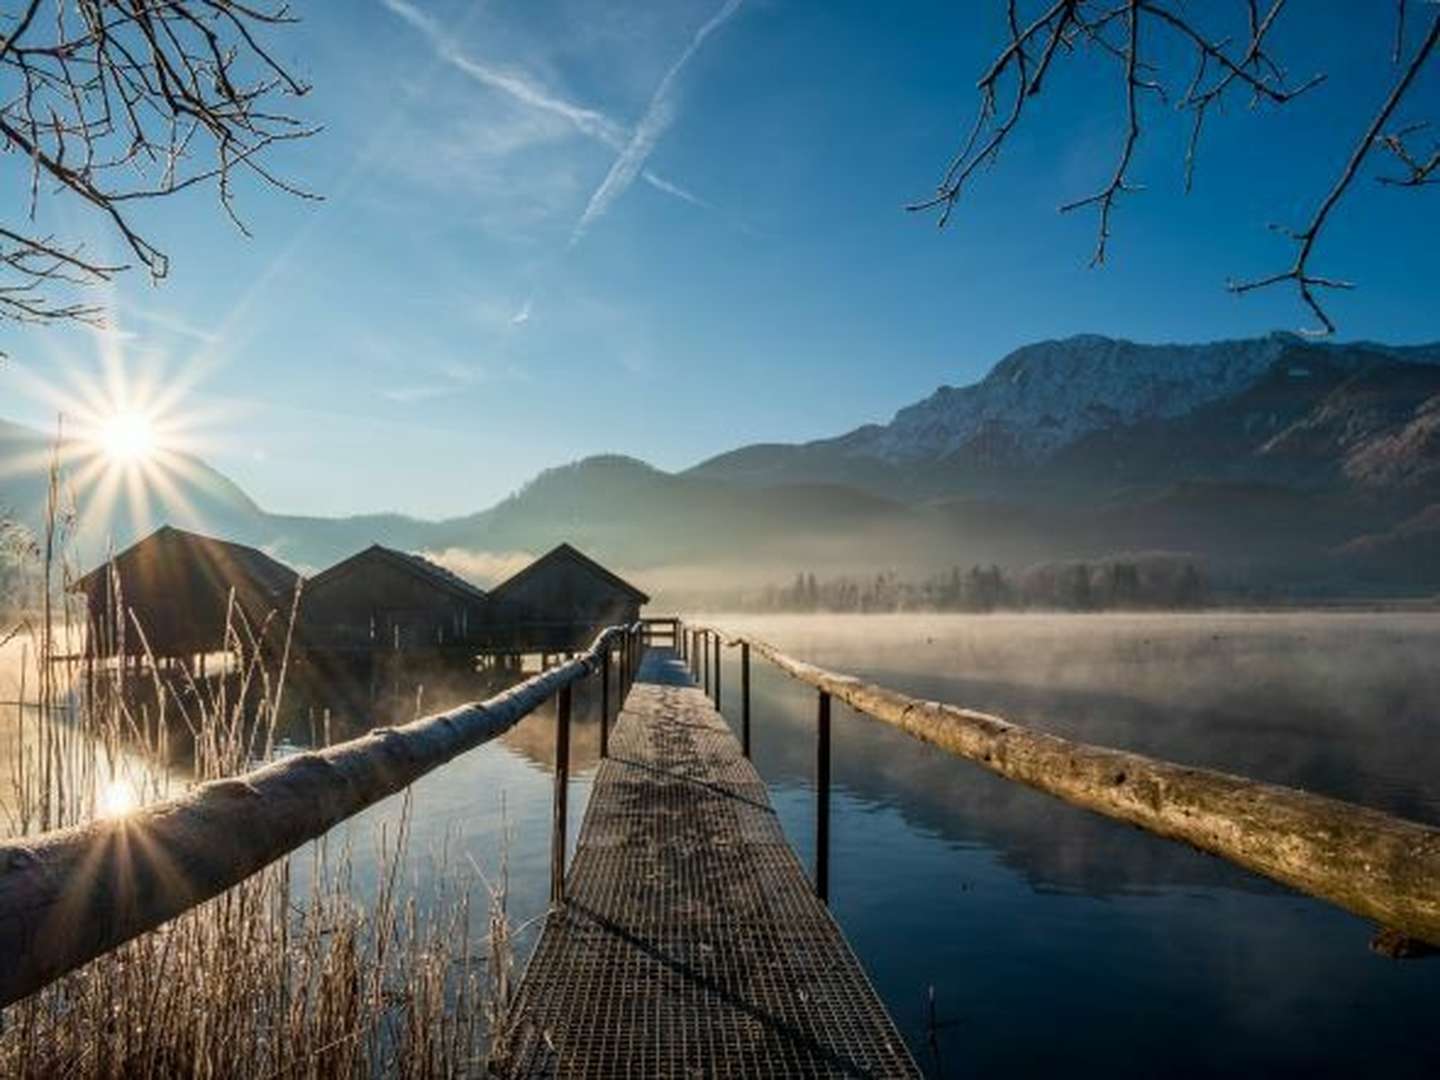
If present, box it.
[98,778,139,819]
[98,411,158,464]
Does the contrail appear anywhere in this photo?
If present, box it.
[571,0,741,243]
[381,0,707,208]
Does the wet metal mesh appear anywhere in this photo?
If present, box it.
[505,650,918,1078]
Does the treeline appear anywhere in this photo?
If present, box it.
[0,521,42,617]
[754,556,1207,613]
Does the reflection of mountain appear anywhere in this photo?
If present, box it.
[729,615,1440,901]
[6,333,1440,592]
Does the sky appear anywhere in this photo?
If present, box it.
[2,1,1437,519]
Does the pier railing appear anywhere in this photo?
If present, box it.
[675,621,1440,952]
[0,621,647,1009]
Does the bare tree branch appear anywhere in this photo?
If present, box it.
[1058,1,1142,267]
[0,1,318,328]
[1228,8,1440,334]
[913,2,1438,335]
[1377,120,1440,186]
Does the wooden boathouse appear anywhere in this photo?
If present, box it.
[5,619,1440,1073]
[71,525,299,663]
[298,544,489,654]
[482,542,649,657]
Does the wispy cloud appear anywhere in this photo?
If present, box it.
[119,302,222,344]
[382,384,449,404]
[381,349,530,404]
[572,0,742,243]
[381,0,707,208]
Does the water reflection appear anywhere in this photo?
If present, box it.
[6,616,1437,1075]
[278,654,614,773]
[271,654,609,966]
[712,613,1440,1078]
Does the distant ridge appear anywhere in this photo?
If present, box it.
[4,333,1440,595]
[690,333,1440,488]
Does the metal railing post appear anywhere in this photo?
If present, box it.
[816,689,831,904]
[741,641,751,758]
[600,646,611,760]
[702,630,710,697]
[550,683,573,906]
[714,631,722,709]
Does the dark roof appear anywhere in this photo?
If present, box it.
[307,544,488,604]
[492,542,649,604]
[72,525,298,598]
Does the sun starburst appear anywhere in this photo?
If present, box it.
[2,310,238,544]
[97,411,158,464]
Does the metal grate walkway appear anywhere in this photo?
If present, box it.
[505,649,918,1078]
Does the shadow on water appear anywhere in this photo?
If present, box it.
[709,613,1440,1079]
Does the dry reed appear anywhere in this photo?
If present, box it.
[0,438,511,1077]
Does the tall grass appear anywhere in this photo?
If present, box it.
[0,444,509,1077]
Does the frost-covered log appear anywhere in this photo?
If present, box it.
[0,626,633,1008]
[737,633,1440,948]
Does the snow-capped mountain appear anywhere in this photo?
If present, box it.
[835,333,1440,464]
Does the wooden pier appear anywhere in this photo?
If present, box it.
[8,615,1440,1070]
[506,648,918,1078]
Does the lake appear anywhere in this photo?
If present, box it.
[709,613,1440,1078]
[4,611,1438,1076]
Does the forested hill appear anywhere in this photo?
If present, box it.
[3,333,1439,597]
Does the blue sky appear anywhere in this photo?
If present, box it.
[2,1,1437,518]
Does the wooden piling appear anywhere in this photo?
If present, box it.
[816,689,831,903]
[741,641,751,758]
[551,683,573,906]
[600,647,611,760]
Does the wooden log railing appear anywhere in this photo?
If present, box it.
[678,620,1440,950]
[0,622,647,1009]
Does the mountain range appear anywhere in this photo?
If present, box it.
[4,331,1439,598]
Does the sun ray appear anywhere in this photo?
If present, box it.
[98,412,157,464]
[3,290,251,556]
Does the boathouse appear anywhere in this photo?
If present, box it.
[73,525,299,660]
[299,544,488,654]
[482,542,648,654]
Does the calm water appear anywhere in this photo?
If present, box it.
[712,613,1440,1078]
[5,613,1439,1076]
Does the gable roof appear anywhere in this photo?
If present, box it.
[72,525,298,598]
[491,542,649,604]
[306,544,488,604]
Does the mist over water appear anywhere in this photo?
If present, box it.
[7,613,1436,1075]
[707,612,1440,1078]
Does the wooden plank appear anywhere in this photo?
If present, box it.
[505,649,918,1078]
